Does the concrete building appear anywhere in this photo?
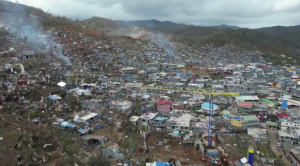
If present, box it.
[166,114,192,132]
[231,116,243,128]
[277,130,300,144]
[237,102,253,114]
[108,100,132,116]
[119,67,135,74]
[106,90,121,98]
[280,120,300,131]
[241,115,260,129]
[156,100,173,114]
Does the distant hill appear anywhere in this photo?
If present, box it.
[116,19,300,64]
[209,24,240,29]
[256,25,300,45]
[81,17,122,32]
[117,19,187,28]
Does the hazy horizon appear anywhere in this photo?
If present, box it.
[15,0,300,28]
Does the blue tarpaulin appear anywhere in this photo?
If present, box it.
[79,128,90,134]
[155,117,168,121]
[59,122,76,128]
[281,99,288,109]
[48,95,61,101]
[202,102,217,109]
[59,122,68,127]
[66,123,76,127]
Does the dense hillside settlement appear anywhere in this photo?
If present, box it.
[1,1,300,166]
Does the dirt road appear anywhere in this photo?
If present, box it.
[268,129,291,166]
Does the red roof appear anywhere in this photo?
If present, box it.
[20,45,29,49]
[156,100,173,105]
[238,102,253,108]
[276,112,290,117]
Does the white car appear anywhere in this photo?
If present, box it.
[277,143,282,147]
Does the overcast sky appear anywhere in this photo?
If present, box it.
[17,0,300,28]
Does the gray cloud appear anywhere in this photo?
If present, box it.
[16,0,300,28]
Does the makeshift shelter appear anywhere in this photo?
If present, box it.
[80,113,99,123]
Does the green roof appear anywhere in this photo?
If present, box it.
[262,98,279,106]
[241,115,259,122]
[266,121,278,127]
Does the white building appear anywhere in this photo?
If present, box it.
[108,100,132,111]
[280,121,300,131]
[166,114,192,131]
[0,22,9,30]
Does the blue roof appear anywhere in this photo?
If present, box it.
[224,114,232,118]
[233,117,241,120]
[155,117,168,121]
[66,123,76,127]
[155,162,171,166]
[202,102,217,108]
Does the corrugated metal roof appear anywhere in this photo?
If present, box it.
[241,115,259,122]
[238,102,253,108]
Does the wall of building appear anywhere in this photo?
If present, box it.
[231,119,243,128]
[290,152,300,166]
[157,104,172,113]
[243,121,259,128]
[253,112,268,122]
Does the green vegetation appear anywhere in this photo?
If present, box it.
[47,126,79,155]
[237,147,248,154]
[122,132,143,150]
[28,108,42,118]
[257,143,276,158]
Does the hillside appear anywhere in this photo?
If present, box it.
[117,19,187,28]
[81,17,122,33]
[1,1,300,65]
[256,25,300,46]
[116,20,300,64]
[0,1,75,28]
[209,24,240,29]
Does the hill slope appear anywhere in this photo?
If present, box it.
[1,1,300,65]
[256,25,300,45]
[116,20,300,64]
[0,1,75,28]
